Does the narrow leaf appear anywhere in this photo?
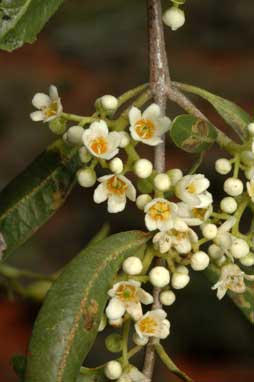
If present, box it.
[0,0,64,51]
[175,82,251,141]
[206,265,254,324]
[0,140,79,260]
[25,231,151,382]
[170,114,217,153]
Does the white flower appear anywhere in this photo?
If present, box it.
[118,366,149,382]
[106,280,153,321]
[191,251,210,271]
[104,361,122,380]
[135,309,170,340]
[83,120,121,160]
[94,174,136,213]
[129,104,171,146]
[30,85,62,122]
[134,159,153,179]
[214,217,236,254]
[177,201,212,226]
[175,174,211,207]
[144,198,178,231]
[223,177,243,197]
[168,168,183,185]
[149,266,170,288]
[163,7,185,31]
[154,173,171,192]
[247,177,254,202]
[212,263,254,300]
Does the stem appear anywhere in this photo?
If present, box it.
[143,0,170,379]
[122,318,131,367]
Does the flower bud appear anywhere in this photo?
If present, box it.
[248,122,254,136]
[230,238,249,259]
[223,177,243,197]
[119,131,130,148]
[49,117,67,135]
[134,159,153,179]
[104,361,122,380]
[77,168,96,188]
[101,95,118,112]
[109,157,123,174]
[160,290,176,306]
[175,265,189,274]
[201,224,218,240]
[245,167,254,180]
[132,332,149,346]
[149,266,170,288]
[154,173,171,192]
[105,334,123,353]
[109,317,123,328]
[215,158,232,175]
[220,196,237,214]
[208,244,224,260]
[171,272,190,289]
[163,7,185,31]
[136,194,152,210]
[105,299,125,320]
[79,147,92,164]
[191,251,210,271]
[122,256,143,275]
[66,125,84,146]
[240,253,254,267]
[167,168,183,185]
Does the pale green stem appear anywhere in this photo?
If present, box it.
[61,112,97,125]
[122,318,131,367]
[233,155,241,178]
[232,196,249,236]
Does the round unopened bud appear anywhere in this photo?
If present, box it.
[215,158,232,175]
[163,7,185,31]
[201,224,218,240]
[49,117,67,135]
[240,253,254,267]
[149,266,170,288]
[119,131,130,148]
[154,173,171,192]
[109,157,123,174]
[122,256,143,275]
[105,334,123,353]
[208,244,224,260]
[248,122,254,136]
[223,177,243,197]
[98,314,107,332]
[245,167,254,180]
[168,168,183,185]
[191,251,210,271]
[101,95,118,112]
[171,272,190,289]
[109,318,123,328]
[136,194,152,210]
[220,197,237,214]
[66,125,84,146]
[132,332,149,346]
[160,290,176,306]
[134,159,153,179]
[104,361,122,380]
[175,265,189,275]
[106,299,125,321]
[230,238,249,259]
[79,147,92,164]
[77,168,96,188]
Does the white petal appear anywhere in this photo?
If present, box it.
[129,106,142,126]
[30,111,45,121]
[100,148,119,160]
[141,136,163,146]
[217,286,227,300]
[194,177,210,193]
[143,103,161,120]
[174,240,191,254]
[129,125,142,142]
[139,290,154,305]
[158,116,171,133]
[49,85,59,100]
[108,196,126,213]
[89,120,109,137]
[32,93,51,109]
[126,183,136,202]
[127,303,143,321]
[145,215,158,231]
[93,184,108,204]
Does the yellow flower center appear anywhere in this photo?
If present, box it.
[138,316,157,335]
[90,137,108,155]
[135,119,155,140]
[106,176,128,196]
[148,201,171,221]
[171,229,187,241]
[192,207,207,220]
[116,283,138,302]
[43,101,58,118]
[186,182,197,193]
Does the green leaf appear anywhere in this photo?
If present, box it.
[206,265,254,324]
[170,114,217,153]
[0,0,64,51]
[175,82,252,141]
[25,231,151,382]
[0,140,79,260]
[11,354,26,382]
[77,368,105,382]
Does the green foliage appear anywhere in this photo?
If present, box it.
[12,355,26,382]
[176,82,252,141]
[170,114,217,153]
[77,368,105,382]
[206,265,254,325]
[0,0,64,51]
[0,140,79,260]
[25,231,150,382]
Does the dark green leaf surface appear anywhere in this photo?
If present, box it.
[25,231,150,382]
[170,114,217,153]
[12,355,27,382]
[206,265,254,324]
[0,140,79,260]
[77,368,105,382]
[0,0,64,51]
[175,82,251,141]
